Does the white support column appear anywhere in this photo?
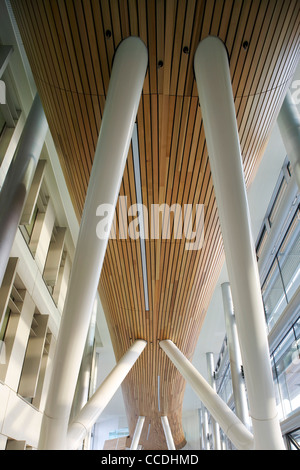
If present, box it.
[160,340,254,450]
[69,299,97,424]
[38,37,148,450]
[201,404,210,450]
[206,352,221,449]
[194,36,285,450]
[20,159,47,225]
[221,283,250,428]
[0,94,48,286]
[67,340,147,450]
[161,416,176,450]
[277,90,300,189]
[130,416,146,450]
[197,408,203,450]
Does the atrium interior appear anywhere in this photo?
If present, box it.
[0,0,299,451]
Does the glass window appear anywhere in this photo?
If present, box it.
[217,364,232,405]
[277,208,300,303]
[262,258,288,330]
[256,225,268,260]
[286,428,300,450]
[272,320,300,420]
[268,176,288,226]
[108,428,129,439]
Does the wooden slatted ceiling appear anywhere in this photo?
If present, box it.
[11,0,300,450]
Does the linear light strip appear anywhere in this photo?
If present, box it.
[132,123,150,311]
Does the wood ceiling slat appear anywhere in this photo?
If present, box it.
[176,0,196,96]
[81,1,105,97]
[156,0,165,96]
[10,0,300,450]
[242,0,300,180]
[42,2,94,193]
[169,0,186,96]
[234,0,274,99]
[146,0,158,95]
[136,0,150,94]
[47,0,76,92]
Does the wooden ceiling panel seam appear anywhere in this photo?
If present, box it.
[176,0,197,97]
[239,0,285,100]
[231,0,269,99]
[228,0,254,89]
[239,5,300,173]
[242,23,300,179]
[109,0,123,49]
[234,0,277,102]
[79,1,104,97]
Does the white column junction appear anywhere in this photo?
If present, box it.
[130,416,146,450]
[160,339,254,451]
[68,340,147,450]
[161,416,176,450]
[194,36,285,450]
[38,37,148,449]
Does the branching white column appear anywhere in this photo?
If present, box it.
[278,90,300,189]
[194,36,285,449]
[221,283,250,428]
[130,416,146,450]
[38,37,148,449]
[161,416,176,450]
[0,94,48,287]
[160,340,254,450]
[68,340,147,450]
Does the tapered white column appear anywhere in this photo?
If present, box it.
[0,94,48,287]
[161,416,176,450]
[130,416,146,450]
[221,283,250,428]
[67,340,147,450]
[160,340,254,450]
[38,37,148,450]
[194,36,284,450]
[206,353,221,449]
[278,90,300,189]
